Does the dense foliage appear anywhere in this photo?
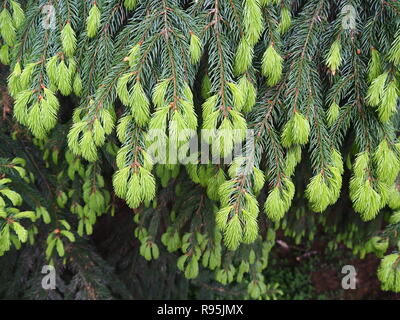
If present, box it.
[1,0,400,299]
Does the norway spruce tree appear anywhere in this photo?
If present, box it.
[0,0,400,299]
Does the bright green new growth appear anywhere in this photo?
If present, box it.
[306,174,330,212]
[331,148,344,175]
[279,6,291,34]
[366,72,388,107]
[379,80,399,123]
[128,43,141,68]
[0,44,9,65]
[281,111,310,147]
[326,39,342,75]
[368,48,382,83]
[377,254,400,292]
[189,32,202,64]
[73,73,83,96]
[0,8,16,46]
[206,168,226,201]
[127,168,156,209]
[233,0,263,75]
[353,151,370,177]
[67,108,114,162]
[140,238,160,261]
[264,178,294,221]
[238,76,257,112]
[306,165,342,213]
[130,81,150,126]
[19,62,36,90]
[2,0,400,297]
[389,30,400,66]
[243,0,263,46]
[285,145,302,176]
[123,0,137,10]
[152,79,171,108]
[327,101,340,127]
[224,214,243,251]
[228,82,245,111]
[261,44,283,86]
[349,151,387,221]
[57,60,73,96]
[113,166,156,210]
[217,176,260,250]
[61,22,77,58]
[350,178,383,221]
[0,162,38,256]
[13,89,32,125]
[117,73,133,106]
[388,185,400,210]
[7,62,21,96]
[10,0,25,28]
[314,153,343,207]
[14,87,60,139]
[252,166,265,194]
[45,56,58,86]
[374,140,400,184]
[86,3,101,38]
[234,39,253,75]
